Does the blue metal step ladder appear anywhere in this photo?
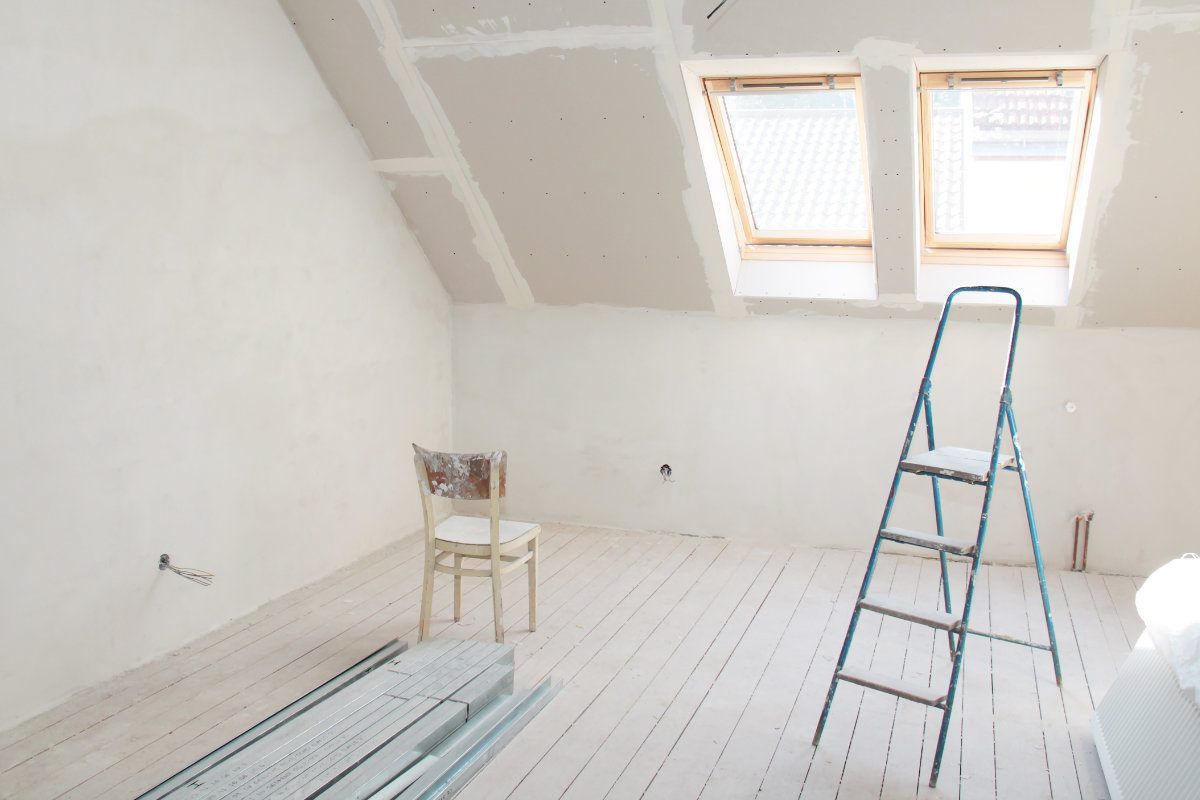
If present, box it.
[811,286,1062,788]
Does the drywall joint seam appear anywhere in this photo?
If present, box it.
[371,157,450,176]
[360,0,534,307]
[398,25,660,61]
[1063,0,1140,326]
[853,39,921,300]
[647,0,745,317]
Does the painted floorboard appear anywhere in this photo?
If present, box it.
[0,526,1137,800]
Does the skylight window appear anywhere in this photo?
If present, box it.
[918,69,1096,254]
[703,75,871,253]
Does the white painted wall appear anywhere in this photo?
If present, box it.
[455,304,1200,578]
[0,0,451,728]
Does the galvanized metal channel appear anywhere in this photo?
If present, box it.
[135,640,555,800]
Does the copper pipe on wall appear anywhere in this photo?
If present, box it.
[1071,511,1094,571]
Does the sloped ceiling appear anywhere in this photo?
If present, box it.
[279,0,1200,328]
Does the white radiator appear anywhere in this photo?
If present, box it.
[1094,631,1200,800]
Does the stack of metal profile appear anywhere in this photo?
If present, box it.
[135,639,556,800]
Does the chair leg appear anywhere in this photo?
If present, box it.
[527,537,538,632]
[453,554,463,622]
[490,550,505,644]
[419,545,436,642]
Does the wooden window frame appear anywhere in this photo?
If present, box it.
[917,68,1097,256]
[703,74,873,257]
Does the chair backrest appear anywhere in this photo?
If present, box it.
[412,444,506,500]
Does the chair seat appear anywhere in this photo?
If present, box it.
[434,515,540,551]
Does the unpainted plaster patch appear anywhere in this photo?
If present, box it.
[1066,54,1140,322]
[371,156,448,175]
[747,299,938,320]
[1081,20,1200,326]
[685,0,1095,58]
[389,1,651,40]
[853,43,921,297]
[280,0,429,157]
[745,299,1056,328]
[647,0,743,317]
[416,47,714,311]
[852,36,922,61]
[388,175,504,303]
[399,25,659,60]
[1130,1,1200,21]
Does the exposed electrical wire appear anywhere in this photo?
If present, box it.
[707,0,739,20]
[159,553,214,587]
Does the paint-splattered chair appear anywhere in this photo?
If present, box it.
[412,444,540,643]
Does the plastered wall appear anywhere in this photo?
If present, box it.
[0,0,451,729]
[455,304,1200,578]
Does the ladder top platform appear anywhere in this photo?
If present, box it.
[900,446,1014,484]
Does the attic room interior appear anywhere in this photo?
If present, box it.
[3,0,1200,798]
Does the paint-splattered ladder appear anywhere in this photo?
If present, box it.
[811,286,1063,788]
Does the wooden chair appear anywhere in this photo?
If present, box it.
[412,444,539,644]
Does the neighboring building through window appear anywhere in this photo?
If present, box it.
[918,69,1097,258]
[703,75,872,256]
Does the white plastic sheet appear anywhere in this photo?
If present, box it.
[1136,554,1200,706]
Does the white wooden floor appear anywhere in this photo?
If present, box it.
[0,525,1141,800]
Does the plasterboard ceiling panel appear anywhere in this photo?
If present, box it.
[280,0,429,157]
[1133,0,1199,8]
[389,176,504,302]
[417,48,715,311]
[688,0,1094,56]
[1084,25,1200,327]
[389,0,650,38]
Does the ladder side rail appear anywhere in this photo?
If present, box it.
[982,287,1060,682]
[880,289,963,543]
[943,286,1024,391]
[922,393,955,655]
[929,385,1010,786]
[1006,402,1063,684]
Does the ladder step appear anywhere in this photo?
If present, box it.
[900,446,1014,485]
[836,667,947,707]
[859,595,962,631]
[880,526,976,556]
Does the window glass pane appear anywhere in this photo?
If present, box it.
[929,86,1085,238]
[721,89,868,235]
